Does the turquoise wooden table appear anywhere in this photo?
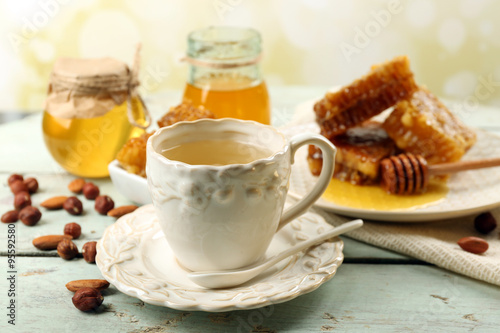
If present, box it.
[1,86,500,332]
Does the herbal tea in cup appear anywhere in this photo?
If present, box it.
[161,139,273,166]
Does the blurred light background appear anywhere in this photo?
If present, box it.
[1,0,500,112]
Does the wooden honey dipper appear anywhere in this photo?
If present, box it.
[380,153,500,195]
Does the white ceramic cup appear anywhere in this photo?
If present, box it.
[146,119,335,271]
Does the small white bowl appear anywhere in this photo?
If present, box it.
[108,160,151,205]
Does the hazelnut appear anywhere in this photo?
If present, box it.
[64,222,82,239]
[23,177,38,194]
[68,178,86,194]
[57,239,78,260]
[10,180,29,194]
[82,241,97,263]
[8,174,23,185]
[474,212,497,234]
[1,210,19,223]
[19,206,41,226]
[72,288,103,312]
[63,197,83,216]
[83,183,100,200]
[14,191,31,210]
[95,195,114,215]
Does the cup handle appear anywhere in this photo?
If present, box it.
[276,133,336,231]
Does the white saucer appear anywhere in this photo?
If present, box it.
[96,204,344,312]
[283,123,500,222]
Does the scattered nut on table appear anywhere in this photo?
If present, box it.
[83,182,100,200]
[23,177,38,194]
[40,196,68,210]
[72,287,104,312]
[57,239,79,260]
[66,279,109,292]
[64,222,82,239]
[64,196,83,216]
[68,178,86,194]
[10,180,29,194]
[8,174,23,185]
[19,206,41,226]
[95,195,114,215]
[14,191,31,210]
[107,205,138,218]
[33,235,73,250]
[82,241,97,263]
[1,210,19,223]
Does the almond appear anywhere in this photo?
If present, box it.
[40,196,68,210]
[457,236,489,254]
[33,234,73,250]
[107,205,139,218]
[1,210,19,223]
[68,178,86,194]
[66,279,110,292]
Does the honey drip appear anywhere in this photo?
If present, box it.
[323,179,448,211]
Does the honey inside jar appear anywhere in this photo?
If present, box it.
[43,56,149,178]
[43,99,145,178]
[183,75,270,124]
[182,26,271,124]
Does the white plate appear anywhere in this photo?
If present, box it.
[96,204,344,312]
[283,123,500,222]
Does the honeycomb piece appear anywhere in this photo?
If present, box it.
[315,56,417,138]
[157,102,215,128]
[116,132,153,177]
[308,146,379,185]
[383,87,477,164]
[307,122,398,185]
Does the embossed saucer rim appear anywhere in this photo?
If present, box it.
[96,204,344,312]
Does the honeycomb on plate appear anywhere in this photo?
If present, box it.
[308,121,398,185]
[157,102,215,128]
[314,55,418,138]
[383,87,477,164]
[117,102,217,177]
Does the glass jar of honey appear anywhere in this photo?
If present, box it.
[182,26,271,124]
[42,56,150,178]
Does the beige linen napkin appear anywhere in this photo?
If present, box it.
[313,207,500,286]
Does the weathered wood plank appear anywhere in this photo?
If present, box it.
[1,257,498,332]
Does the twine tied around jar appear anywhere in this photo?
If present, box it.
[44,45,151,129]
